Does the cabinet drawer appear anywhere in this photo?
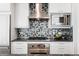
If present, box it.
[11,42,27,47]
[52,47,72,54]
[11,42,28,54]
[50,42,74,54]
[11,48,27,54]
[52,42,73,47]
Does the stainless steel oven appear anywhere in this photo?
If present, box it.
[28,43,50,55]
[51,13,71,27]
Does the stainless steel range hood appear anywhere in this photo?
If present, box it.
[29,3,49,19]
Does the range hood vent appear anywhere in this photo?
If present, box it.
[29,3,49,19]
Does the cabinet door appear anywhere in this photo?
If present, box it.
[50,42,74,54]
[49,3,71,13]
[15,3,29,28]
[11,42,27,54]
[0,4,10,12]
[0,14,10,46]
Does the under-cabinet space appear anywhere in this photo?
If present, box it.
[52,27,73,41]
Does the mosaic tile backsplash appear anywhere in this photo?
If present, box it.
[15,19,73,39]
[16,28,73,39]
[29,18,49,37]
[16,19,53,38]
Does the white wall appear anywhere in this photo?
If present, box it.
[72,4,79,54]
[71,4,78,54]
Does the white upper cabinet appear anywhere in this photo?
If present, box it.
[15,3,29,28]
[0,4,10,12]
[49,3,71,13]
[48,3,72,28]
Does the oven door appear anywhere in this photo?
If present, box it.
[28,44,49,55]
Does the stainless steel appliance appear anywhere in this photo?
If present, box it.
[28,44,49,55]
[51,13,71,27]
[29,3,48,18]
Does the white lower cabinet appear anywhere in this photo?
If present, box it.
[50,42,74,54]
[11,42,74,55]
[11,42,28,54]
